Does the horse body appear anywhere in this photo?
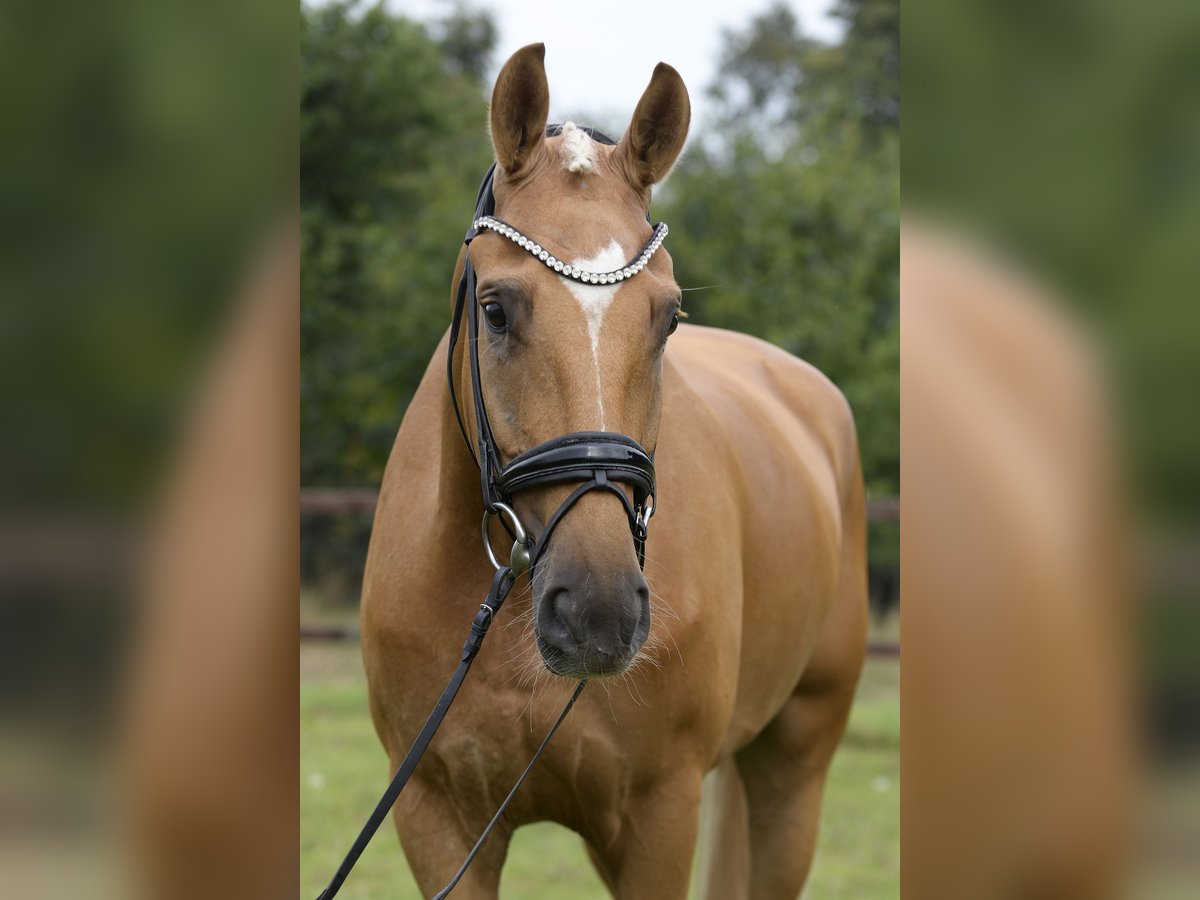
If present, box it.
[360,44,865,900]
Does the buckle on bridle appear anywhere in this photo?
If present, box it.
[481,502,532,576]
[635,495,655,538]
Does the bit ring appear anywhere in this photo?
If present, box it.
[482,502,531,574]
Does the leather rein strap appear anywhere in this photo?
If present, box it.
[317,126,660,898]
[316,568,523,900]
[317,567,586,900]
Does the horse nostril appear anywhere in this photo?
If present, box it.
[625,583,650,644]
[535,574,652,677]
[549,587,585,644]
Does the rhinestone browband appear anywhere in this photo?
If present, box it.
[472,215,669,285]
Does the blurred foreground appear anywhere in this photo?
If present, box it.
[0,0,298,896]
[903,220,1135,896]
[903,0,1200,895]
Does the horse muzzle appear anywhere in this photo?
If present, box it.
[534,562,651,678]
[478,431,657,678]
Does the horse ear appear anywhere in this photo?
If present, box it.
[616,63,691,190]
[489,43,550,177]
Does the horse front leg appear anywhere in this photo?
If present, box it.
[590,769,705,900]
[391,778,509,900]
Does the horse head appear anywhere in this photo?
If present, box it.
[456,44,690,678]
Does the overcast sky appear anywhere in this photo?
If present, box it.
[386,0,842,136]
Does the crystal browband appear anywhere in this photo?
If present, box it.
[472,215,669,285]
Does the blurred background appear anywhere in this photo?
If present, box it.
[299,0,898,896]
[0,0,297,895]
[904,0,1200,896]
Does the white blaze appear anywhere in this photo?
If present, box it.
[563,239,626,429]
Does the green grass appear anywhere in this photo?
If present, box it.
[806,657,901,898]
[300,637,899,899]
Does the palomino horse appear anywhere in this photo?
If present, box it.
[361,44,867,899]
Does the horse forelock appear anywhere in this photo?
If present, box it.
[559,121,598,174]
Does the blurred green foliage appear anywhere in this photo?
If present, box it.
[904,0,1200,522]
[1,0,293,511]
[301,1,493,485]
[661,1,899,496]
[905,0,1200,764]
[301,0,899,500]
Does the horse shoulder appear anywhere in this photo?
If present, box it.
[667,324,860,509]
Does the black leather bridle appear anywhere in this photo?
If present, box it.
[446,125,658,577]
[316,126,666,899]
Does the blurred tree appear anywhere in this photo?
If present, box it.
[301,1,493,487]
[432,2,499,81]
[661,0,899,498]
[710,0,898,146]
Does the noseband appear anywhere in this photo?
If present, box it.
[317,126,668,900]
[446,125,661,576]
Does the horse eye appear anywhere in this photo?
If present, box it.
[482,301,507,332]
[666,313,679,336]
